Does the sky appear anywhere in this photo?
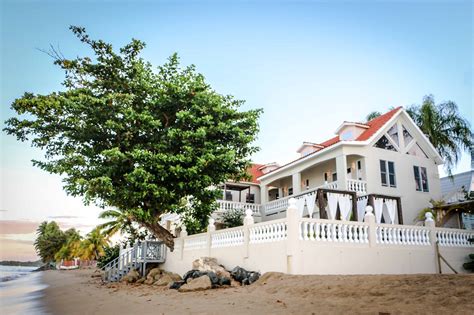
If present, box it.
[0,0,472,261]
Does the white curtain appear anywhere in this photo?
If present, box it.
[357,197,368,222]
[373,198,384,223]
[305,193,317,218]
[385,199,397,224]
[296,197,306,218]
[338,194,352,221]
[327,193,338,220]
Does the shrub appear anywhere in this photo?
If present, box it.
[463,237,474,272]
[222,208,245,228]
[97,244,120,269]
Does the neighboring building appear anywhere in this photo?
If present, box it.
[439,150,474,230]
[214,107,444,226]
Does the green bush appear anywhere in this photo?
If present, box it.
[97,244,120,269]
[463,237,474,272]
[222,208,245,228]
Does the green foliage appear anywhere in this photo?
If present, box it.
[54,228,82,261]
[98,208,148,246]
[4,26,262,247]
[366,111,382,121]
[463,238,474,272]
[79,227,109,260]
[34,221,67,263]
[97,244,120,269]
[221,208,245,228]
[407,95,472,175]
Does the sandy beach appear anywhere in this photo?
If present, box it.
[41,269,474,315]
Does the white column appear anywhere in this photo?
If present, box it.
[364,205,376,247]
[335,155,348,190]
[261,184,268,203]
[424,212,439,273]
[292,172,302,195]
[278,187,283,199]
[286,198,299,274]
[243,209,254,259]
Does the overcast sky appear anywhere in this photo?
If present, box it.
[1,0,472,260]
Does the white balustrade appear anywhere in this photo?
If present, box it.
[300,219,369,243]
[262,197,290,215]
[346,179,367,194]
[211,228,245,248]
[322,181,338,190]
[183,235,208,251]
[436,229,474,247]
[217,200,261,216]
[375,225,430,245]
[249,219,287,244]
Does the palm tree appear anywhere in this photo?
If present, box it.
[34,221,66,263]
[54,228,82,262]
[79,227,109,261]
[407,95,472,175]
[98,209,134,237]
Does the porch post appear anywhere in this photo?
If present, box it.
[261,184,268,203]
[286,198,299,274]
[292,172,301,195]
[335,155,348,190]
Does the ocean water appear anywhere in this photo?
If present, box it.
[0,266,48,315]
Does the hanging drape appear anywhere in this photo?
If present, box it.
[305,193,317,218]
[385,199,397,224]
[338,194,352,221]
[327,193,338,220]
[357,197,368,222]
[296,197,306,218]
[373,198,384,223]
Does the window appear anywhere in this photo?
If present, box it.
[305,179,309,188]
[324,173,328,182]
[347,168,351,174]
[387,125,399,147]
[288,187,293,195]
[332,172,338,182]
[246,193,255,204]
[380,160,396,187]
[225,191,233,201]
[374,135,397,151]
[402,125,413,145]
[413,166,429,192]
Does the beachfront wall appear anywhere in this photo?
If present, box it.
[161,200,474,276]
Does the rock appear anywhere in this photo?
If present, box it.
[169,281,186,290]
[219,277,231,286]
[183,269,202,282]
[230,266,260,285]
[164,272,182,282]
[206,271,219,286]
[248,272,260,284]
[230,279,241,287]
[192,257,231,279]
[147,267,163,279]
[154,274,175,286]
[178,275,212,292]
[123,269,140,283]
[136,278,146,284]
[144,277,155,285]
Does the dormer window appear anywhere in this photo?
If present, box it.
[341,131,354,141]
[335,122,369,141]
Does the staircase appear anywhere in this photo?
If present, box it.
[102,241,166,282]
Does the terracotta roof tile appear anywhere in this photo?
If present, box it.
[247,163,265,184]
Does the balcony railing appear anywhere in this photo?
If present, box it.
[347,179,367,194]
[216,200,261,216]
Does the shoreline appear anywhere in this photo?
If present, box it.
[40,268,474,314]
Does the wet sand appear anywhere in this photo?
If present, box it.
[42,269,474,314]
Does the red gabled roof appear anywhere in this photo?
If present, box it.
[247,163,265,184]
[257,106,403,178]
[356,106,402,141]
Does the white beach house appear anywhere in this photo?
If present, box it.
[216,107,443,226]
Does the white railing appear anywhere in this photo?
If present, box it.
[217,200,261,216]
[211,227,245,248]
[249,219,287,244]
[346,179,367,194]
[300,219,369,243]
[376,225,430,246]
[183,235,208,251]
[323,181,338,190]
[436,229,474,247]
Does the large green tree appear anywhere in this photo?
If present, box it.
[366,95,472,174]
[4,26,262,249]
[34,221,67,263]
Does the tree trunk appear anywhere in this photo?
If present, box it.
[142,221,175,251]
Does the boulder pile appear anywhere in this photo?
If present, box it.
[169,257,260,292]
